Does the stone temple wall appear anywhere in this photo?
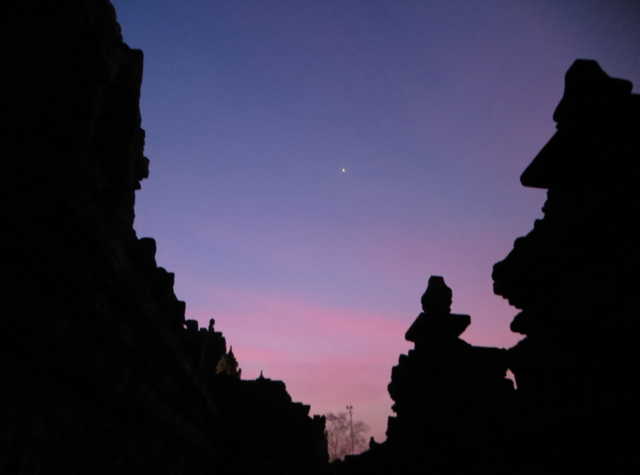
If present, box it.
[493,60,640,473]
[0,1,229,473]
[1,2,327,474]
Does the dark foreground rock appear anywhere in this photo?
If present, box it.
[0,2,326,474]
[333,277,515,475]
[493,59,640,473]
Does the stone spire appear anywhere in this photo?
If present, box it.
[405,276,471,347]
[216,346,242,379]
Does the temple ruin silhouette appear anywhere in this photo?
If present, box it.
[2,1,639,474]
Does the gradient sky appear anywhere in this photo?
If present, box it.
[111,0,640,443]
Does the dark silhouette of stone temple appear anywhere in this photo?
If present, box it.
[3,0,640,473]
[182,319,328,474]
[493,59,640,473]
[333,277,515,474]
[0,1,326,474]
[335,61,640,474]
[386,276,514,472]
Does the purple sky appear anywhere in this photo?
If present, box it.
[111,0,640,442]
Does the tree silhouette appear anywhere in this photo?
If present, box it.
[325,409,370,461]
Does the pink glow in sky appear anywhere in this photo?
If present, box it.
[112,0,640,443]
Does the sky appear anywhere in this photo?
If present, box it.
[111,0,640,443]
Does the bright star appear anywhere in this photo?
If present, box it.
[342,168,346,172]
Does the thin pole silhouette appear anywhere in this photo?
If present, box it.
[346,405,354,455]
